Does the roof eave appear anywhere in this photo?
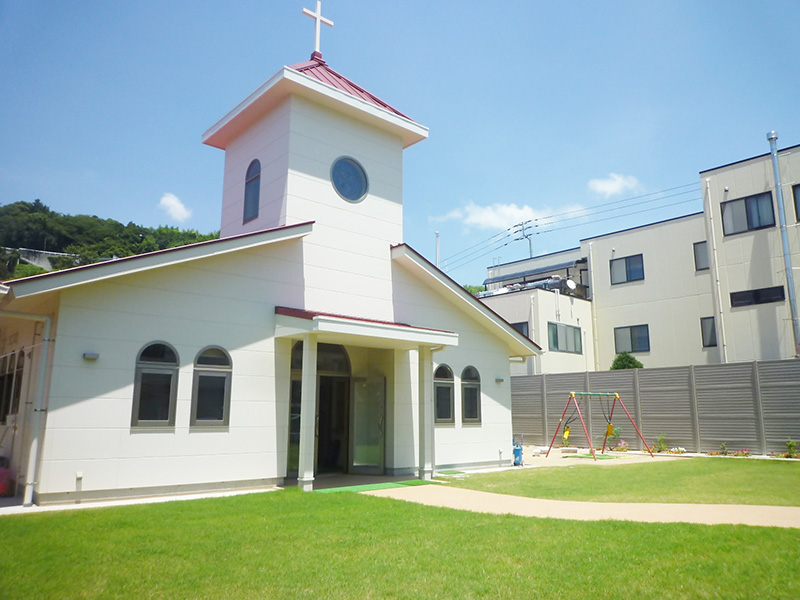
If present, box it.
[8,222,314,299]
[202,67,428,150]
[390,244,542,357]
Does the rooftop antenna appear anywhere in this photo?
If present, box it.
[302,1,334,58]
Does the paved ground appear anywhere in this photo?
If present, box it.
[3,448,798,527]
[363,448,800,529]
[363,484,800,528]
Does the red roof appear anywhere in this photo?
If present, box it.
[275,306,453,334]
[288,52,412,121]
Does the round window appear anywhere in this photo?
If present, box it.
[331,157,368,203]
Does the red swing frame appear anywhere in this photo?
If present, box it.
[545,392,654,461]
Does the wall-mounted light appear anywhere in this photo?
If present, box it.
[495,377,505,384]
[82,352,99,361]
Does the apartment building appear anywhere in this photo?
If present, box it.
[482,141,800,373]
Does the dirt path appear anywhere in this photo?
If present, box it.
[363,483,800,528]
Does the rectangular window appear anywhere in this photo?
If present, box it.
[614,324,650,353]
[793,184,800,222]
[434,382,454,423]
[693,241,709,271]
[721,192,775,235]
[134,370,177,425]
[610,254,644,284]
[700,317,717,348]
[511,321,529,338]
[730,286,785,308]
[547,322,582,354]
[461,385,481,423]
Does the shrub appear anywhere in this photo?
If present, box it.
[787,438,798,459]
[652,433,668,453]
[610,351,643,370]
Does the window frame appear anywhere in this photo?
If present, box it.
[433,364,454,424]
[693,241,709,271]
[793,184,800,223]
[730,286,785,308]
[614,324,650,353]
[610,254,644,285]
[510,321,529,338]
[131,342,179,428]
[700,317,717,348]
[720,191,775,236]
[547,322,582,354]
[460,366,481,425]
[243,159,261,224]
[190,346,233,427]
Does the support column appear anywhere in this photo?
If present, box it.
[298,335,318,492]
[418,346,434,480]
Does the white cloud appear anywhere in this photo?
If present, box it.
[158,192,192,222]
[588,173,640,198]
[432,200,585,231]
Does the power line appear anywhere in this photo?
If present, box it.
[441,182,699,266]
[443,194,701,274]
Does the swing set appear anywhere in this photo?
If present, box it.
[545,391,654,461]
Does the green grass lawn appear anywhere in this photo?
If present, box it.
[442,457,800,505]
[1,488,799,599]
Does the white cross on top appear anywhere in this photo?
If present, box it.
[302,1,333,54]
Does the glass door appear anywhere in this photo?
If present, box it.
[350,377,385,475]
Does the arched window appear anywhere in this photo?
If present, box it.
[433,364,454,424]
[243,159,261,223]
[10,351,24,417]
[461,366,481,424]
[291,342,350,374]
[0,354,11,423]
[131,342,179,427]
[191,346,232,426]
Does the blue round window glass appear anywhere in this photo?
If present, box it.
[331,157,368,203]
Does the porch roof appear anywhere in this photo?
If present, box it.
[274,306,458,350]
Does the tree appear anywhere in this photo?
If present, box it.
[462,284,486,297]
[610,351,643,370]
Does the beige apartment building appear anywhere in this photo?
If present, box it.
[482,142,800,373]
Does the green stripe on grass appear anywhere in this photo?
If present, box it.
[315,479,434,493]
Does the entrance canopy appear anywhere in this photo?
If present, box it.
[274,306,458,349]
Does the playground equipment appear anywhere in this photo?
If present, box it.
[546,392,654,461]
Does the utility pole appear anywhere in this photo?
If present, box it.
[515,220,534,258]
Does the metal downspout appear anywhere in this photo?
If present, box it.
[588,243,600,370]
[0,310,53,506]
[703,180,728,363]
[767,131,800,358]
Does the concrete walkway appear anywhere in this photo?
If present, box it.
[362,449,800,529]
[364,483,800,529]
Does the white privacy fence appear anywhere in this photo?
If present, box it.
[511,359,800,454]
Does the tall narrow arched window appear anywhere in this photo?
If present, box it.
[191,346,232,426]
[243,159,261,223]
[10,351,24,417]
[433,364,454,424]
[131,342,179,427]
[461,366,481,424]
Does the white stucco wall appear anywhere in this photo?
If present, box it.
[702,148,800,362]
[392,264,515,469]
[36,243,305,498]
[582,214,717,369]
[482,288,594,374]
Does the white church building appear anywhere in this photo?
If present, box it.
[0,9,539,505]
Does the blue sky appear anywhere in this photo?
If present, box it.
[2,1,798,285]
